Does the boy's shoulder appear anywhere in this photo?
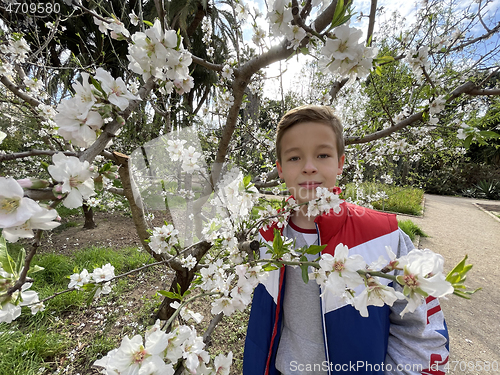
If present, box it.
[342,201,399,230]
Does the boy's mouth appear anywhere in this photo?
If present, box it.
[299,181,322,190]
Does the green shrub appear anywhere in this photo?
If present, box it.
[398,220,427,242]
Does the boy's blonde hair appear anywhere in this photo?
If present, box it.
[275,105,344,163]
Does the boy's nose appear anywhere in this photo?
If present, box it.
[302,159,318,173]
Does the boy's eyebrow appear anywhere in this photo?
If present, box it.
[283,144,334,155]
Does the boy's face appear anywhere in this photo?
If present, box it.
[276,121,345,204]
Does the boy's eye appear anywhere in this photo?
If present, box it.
[318,154,330,159]
[289,156,299,161]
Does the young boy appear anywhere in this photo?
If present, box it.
[243,105,449,375]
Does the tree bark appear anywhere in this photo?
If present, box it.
[82,203,96,229]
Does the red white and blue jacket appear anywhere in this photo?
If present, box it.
[243,200,449,375]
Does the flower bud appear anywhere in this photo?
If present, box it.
[116,115,125,126]
[16,178,33,188]
[17,178,50,189]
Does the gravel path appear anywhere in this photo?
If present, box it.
[398,194,500,374]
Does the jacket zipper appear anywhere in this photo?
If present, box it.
[316,223,332,375]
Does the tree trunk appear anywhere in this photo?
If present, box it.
[82,204,96,229]
[156,268,196,322]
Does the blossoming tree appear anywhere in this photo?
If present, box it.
[0,0,496,372]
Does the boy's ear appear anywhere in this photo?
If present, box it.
[276,160,283,178]
[338,154,345,174]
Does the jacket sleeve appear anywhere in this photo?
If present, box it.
[385,230,450,375]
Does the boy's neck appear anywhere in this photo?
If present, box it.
[290,209,317,230]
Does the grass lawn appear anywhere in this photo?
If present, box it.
[342,182,424,216]
[0,245,163,375]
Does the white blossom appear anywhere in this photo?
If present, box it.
[48,153,97,209]
[0,177,42,229]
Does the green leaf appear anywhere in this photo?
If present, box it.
[332,0,345,25]
[305,244,327,255]
[374,55,395,64]
[27,265,44,275]
[0,236,15,275]
[478,131,500,139]
[15,248,26,275]
[243,174,252,187]
[375,66,382,76]
[272,229,284,256]
[463,134,473,149]
[90,76,106,96]
[262,263,279,272]
[300,263,309,284]
[143,20,153,27]
[157,290,179,299]
[446,255,481,299]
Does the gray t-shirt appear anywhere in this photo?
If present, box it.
[275,223,328,375]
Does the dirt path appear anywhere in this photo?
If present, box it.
[398,194,500,374]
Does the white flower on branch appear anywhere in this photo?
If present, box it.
[396,249,454,316]
[181,254,197,270]
[316,243,366,297]
[429,95,446,115]
[170,301,204,323]
[94,68,140,111]
[0,177,42,229]
[318,24,375,81]
[129,10,140,26]
[305,187,343,217]
[54,73,104,148]
[182,328,210,373]
[353,278,405,318]
[68,269,91,290]
[235,3,250,22]
[48,153,97,209]
[94,333,174,375]
[0,62,14,77]
[221,64,233,80]
[0,282,40,323]
[92,263,115,283]
[2,205,60,243]
[214,351,233,375]
[7,37,31,63]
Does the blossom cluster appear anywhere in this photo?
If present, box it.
[127,19,194,95]
[94,319,232,375]
[199,258,267,317]
[55,68,139,147]
[318,24,377,82]
[201,17,213,56]
[166,139,202,173]
[93,16,130,40]
[311,244,453,317]
[203,169,259,243]
[148,223,180,255]
[0,271,43,323]
[68,263,115,298]
[259,187,342,231]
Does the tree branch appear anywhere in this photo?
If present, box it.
[447,21,500,53]
[0,149,77,163]
[191,55,223,72]
[366,0,377,46]
[0,75,43,108]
